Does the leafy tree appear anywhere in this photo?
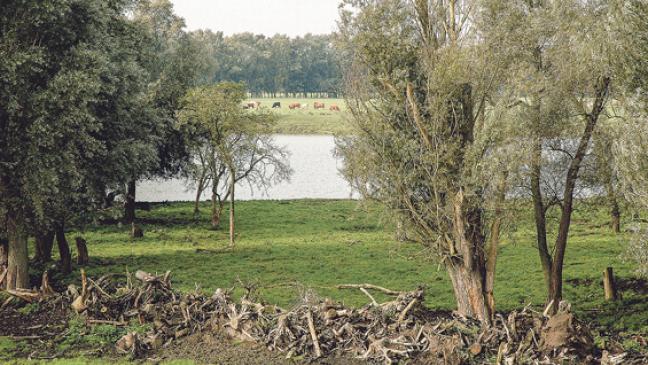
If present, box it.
[0,0,160,288]
[178,83,291,246]
[124,0,200,223]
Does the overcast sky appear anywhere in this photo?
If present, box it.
[170,0,341,37]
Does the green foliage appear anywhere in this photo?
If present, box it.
[17,302,40,315]
[58,316,151,354]
[133,0,201,178]
[190,30,341,96]
[0,336,18,359]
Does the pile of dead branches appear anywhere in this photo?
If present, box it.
[4,270,645,364]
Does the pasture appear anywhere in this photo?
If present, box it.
[2,199,647,363]
[37,200,648,331]
[246,98,351,135]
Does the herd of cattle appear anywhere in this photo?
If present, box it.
[243,101,341,112]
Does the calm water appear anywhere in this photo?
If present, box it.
[137,135,357,202]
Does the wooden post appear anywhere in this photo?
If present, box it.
[603,267,618,301]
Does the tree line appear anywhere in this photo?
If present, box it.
[190,31,342,98]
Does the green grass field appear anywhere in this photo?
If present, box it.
[3,199,646,363]
[43,199,647,337]
[246,98,351,135]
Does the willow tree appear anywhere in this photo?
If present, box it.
[178,83,290,246]
[337,0,514,322]
[480,0,628,312]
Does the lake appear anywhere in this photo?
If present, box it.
[137,135,357,202]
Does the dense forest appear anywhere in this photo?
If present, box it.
[190,31,342,97]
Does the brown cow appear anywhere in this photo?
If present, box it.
[247,101,261,109]
[314,101,325,109]
[329,104,341,112]
[289,102,301,110]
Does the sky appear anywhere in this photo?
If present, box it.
[170,0,341,37]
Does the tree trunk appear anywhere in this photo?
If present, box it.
[229,169,235,247]
[446,261,490,322]
[611,208,621,234]
[55,226,72,274]
[75,236,89,266]
[485,171,507,316]
[531,139,553,294]
[194,180,204,215]
[211,191,223,229]
[6,214,29,290]
[0,238,7,267]
[605,179,621,234]
[447,191,492,323]
[34,229,55,262]
[124,180,136,224]
[547,76,610,314]
[395,215,409,242]
[1,236,9,290]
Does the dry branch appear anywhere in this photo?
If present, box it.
[3,270,638,364]
[336,283,402,295]
[306,310,322,358]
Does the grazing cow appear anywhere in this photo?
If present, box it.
[314,101,325,109]
[272,102,281,108]
[329,104,341,112]
[247,101,261,109]
[288,102,301,110]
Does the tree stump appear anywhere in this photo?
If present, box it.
[75,236,89,265]
[603,267,618,301]
[131,223,144,239]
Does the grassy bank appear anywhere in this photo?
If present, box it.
[41,199,647,336]
[246,98,351,135]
